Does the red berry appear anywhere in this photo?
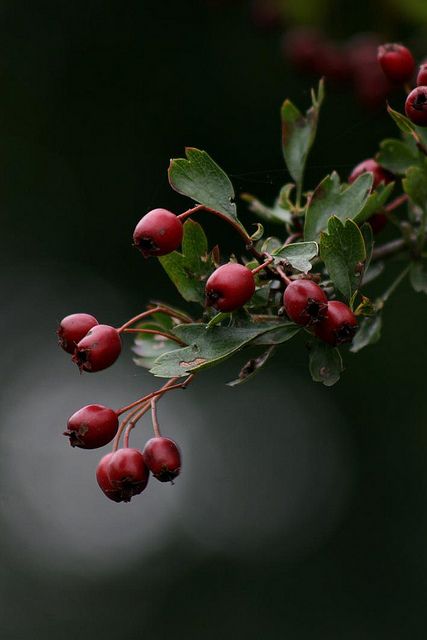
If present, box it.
[57,313,98,354]
[405,86,427,126]
[205,263,255,312]
[107,448,149,502]
[283,280,328,326]
[96,453,122,502]
[377,43,415,84]
[143,437,181,483]
[314,301,358,346]
[348,158,393,189]
[64,404,119,449]
[417,64,427,86]
[72,324,122,373]
[133,208,183,257]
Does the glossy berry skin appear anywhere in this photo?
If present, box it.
[377,43,415,84]
[314,301,358,346]
[72,324,122,373]
[57,313,98,354]
[405,87,427,126]
[143,437,181,482]
[417,64,427,87]
[283,280,328,326]
[107,448,149,502]
[133,208,183,257]
[348,158,393,189]
[205,263,255,312]
[96,453,123,502]
[64,404,119,449]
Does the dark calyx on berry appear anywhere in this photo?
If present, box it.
[107,448,149,502]
[283,279,328,326]
[314,301,358,346]
[405,87,427,126]
[72,324,122,373]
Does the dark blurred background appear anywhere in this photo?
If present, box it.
[2,1,427,638]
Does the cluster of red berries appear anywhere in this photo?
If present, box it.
[57,310,182,503]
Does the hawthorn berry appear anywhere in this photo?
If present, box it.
[57,313,98,354]
[96,453,122,502]
[107,448,149,502]
[64,404,119,449]
[283,279,328,326]
[405,87,427,126]
[143,437,181,482]
[314,301,358,346]
[417,64,427,86]
[205,263,255,312]
[348,158,393,189]
[72,324,122,372]
[133,208,183,257]
[377,43,415,84]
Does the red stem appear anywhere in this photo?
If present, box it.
[151,398,161,438]
[117,305,192,333]
[384,194,408,214]
[122,327,186,345]
[116,375,194,416]
[276,264,292,285]
[251,256,273,276]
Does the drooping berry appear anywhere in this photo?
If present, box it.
[107,448,149,502]
[377,43,415,84]
[96,453,123,502]
[143,437,181,483]
[283,279,328,326]
[405,86,427,126]
[314,301,358,346]
[205,263,255,312]
[417,64,427,87]
[133,208,183,257]
[72,324,122,373]
[57,313,98,354]
[348,158,393,189]
[64,404,119,449]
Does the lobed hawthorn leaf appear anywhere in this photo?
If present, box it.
[281,78,324,190]
[356,182,394,225]
[350,314,382,353]
[410,261,427,293]
[158,219,213,304]
[168,147,245,231]
[320,216,366,302]
[403,163,427,211]
[309,341,343,387]
[272,241,318,273]
[304,171,373,241]
[377,138,423,174]
[149,322,299,378]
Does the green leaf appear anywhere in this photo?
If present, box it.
[360,223,374,275]
[355,182,394,225]
[227,346,276,387]
[304,171,373,241]
[253,322,300,345]
[241,188,292,225]
[168,147,245,230]
[403,164,427,210]
[410,261,427,293]
[309,341,343,387]
[320,216,366,302]
[272,241,318,273]
[158,219,213,304]
[281,79,324,190]
[350,314,382,353]
[132,313,181,370]
[387,106,416,135]
[150,322,299,378]
[250,223,264,241]
[377,138,422,174]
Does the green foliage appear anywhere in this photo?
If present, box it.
[350,315,382,353]
[281,79,324,194]
[168,147,245,231]
[304,172,372,241]
[403,164,427,210]
[132,312,181,369]
[309,341,343,387]
[320,217,366,302]
[227,346,276,387]
[356,182,394,224]
[241,185,293,225]
[272,241,318,273]
[150,322,299,378]
[159,219,214,304]
[377,138,422,174]
[410,262,427,293]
